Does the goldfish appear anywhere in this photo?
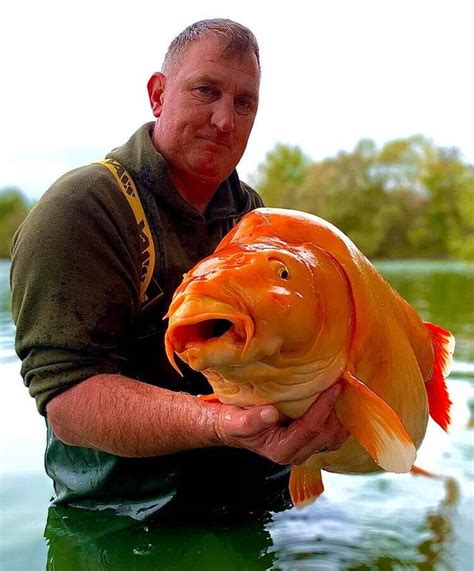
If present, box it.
[165,208,454,507]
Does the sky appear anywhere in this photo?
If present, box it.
[2,0,473,201]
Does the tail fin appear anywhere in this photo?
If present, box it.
[424,322,455,431]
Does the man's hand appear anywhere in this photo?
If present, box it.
[47,374,347,462]
[211,384,349,465]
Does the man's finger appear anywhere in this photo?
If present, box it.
[327,425,350,451]
[218,404,279,440]
[261,384,343,463]
[286,383,342,441]
[305,383,343,420]
[290,411,345,465]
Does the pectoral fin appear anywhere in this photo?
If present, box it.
[198,393,221,403]
[289,460,324,508]
[336,371,416,473]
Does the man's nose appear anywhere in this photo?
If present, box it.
[210,97,235,133]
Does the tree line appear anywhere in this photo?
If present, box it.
[252,136,474,260]
[1,135,473,259]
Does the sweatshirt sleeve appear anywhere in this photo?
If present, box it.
[10,164,143,415]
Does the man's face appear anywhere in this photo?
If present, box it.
[151,36,260,188]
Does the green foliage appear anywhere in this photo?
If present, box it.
[251,144,311,208]
[253,137,474,260]
[0,188,31,258]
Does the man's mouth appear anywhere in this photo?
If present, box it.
[197,135,231,149]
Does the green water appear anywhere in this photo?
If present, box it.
[1,259,473,570]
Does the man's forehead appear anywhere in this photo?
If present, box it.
[176,36,260,81]
[186,64,260,87]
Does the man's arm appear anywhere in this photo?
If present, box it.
[46,374,347,465]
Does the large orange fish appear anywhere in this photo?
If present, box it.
[165,208,454,507]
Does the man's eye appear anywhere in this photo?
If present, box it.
[195,86,218,98]
[235,98,252,114]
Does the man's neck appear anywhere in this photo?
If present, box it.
[169,172,218,214]
[150,127,220,213]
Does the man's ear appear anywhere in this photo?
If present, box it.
[147,72,166,118]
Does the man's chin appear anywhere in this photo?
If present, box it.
[192,160,235,185]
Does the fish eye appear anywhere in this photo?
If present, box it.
[269,259,290,280]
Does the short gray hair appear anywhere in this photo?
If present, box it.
[162,18,260,74]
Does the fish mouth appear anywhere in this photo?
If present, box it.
[165,297,254,373]
[170,317,236,352]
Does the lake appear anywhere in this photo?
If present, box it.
[0,259,473,570]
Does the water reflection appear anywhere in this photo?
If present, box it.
[267,475,461,570]
[413,478,460,571]
[45,490,461,571]
[44,507,276,570]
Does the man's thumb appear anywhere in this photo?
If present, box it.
[237,405,279,435]
[259,406,279,425]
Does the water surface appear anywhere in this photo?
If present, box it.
[1,259,473,570]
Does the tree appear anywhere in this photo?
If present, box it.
[0,187,31,258]
[252,144,311,207]
[294,140,388,256]
[422,148,474,259]
[253,136,474,260]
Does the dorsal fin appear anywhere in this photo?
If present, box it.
[424,322,455,431]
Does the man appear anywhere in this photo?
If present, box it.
[11,19,347,521]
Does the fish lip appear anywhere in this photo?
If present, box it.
[166,307,255,364]
[165,294,255,372]
[171,313,243,344]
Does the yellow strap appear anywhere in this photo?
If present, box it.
[96,159,155,304]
